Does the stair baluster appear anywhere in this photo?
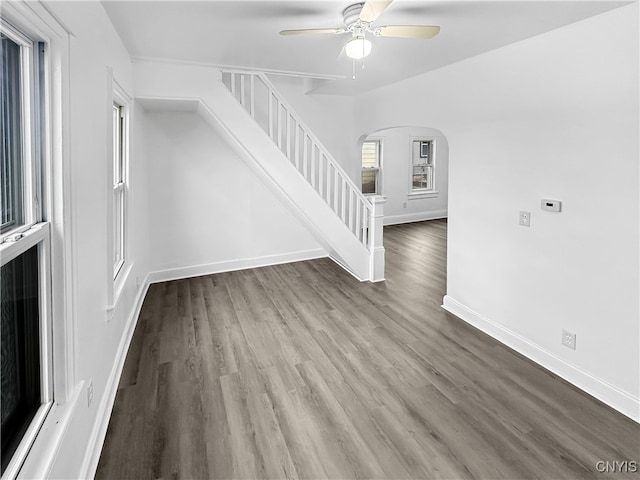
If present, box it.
[221,70,384,281]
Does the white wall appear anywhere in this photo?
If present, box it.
[363,127,448,224]
[143,109,323,279]
[20,6,327,476]
[30,1,149,478]
[355,4,639,419]
[131,103,152,278]
[269,79,451,225]
[14,3,637,478]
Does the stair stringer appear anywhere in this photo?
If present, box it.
[196,93,371,279]
[134,63,372,279]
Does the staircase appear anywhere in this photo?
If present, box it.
[134,63,385,281]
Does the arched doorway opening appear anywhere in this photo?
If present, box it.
[357,126,449,225]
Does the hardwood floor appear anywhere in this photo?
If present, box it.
[96,219,639,479]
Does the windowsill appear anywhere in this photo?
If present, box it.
[14,382,83,480]
[2,401,53,480]
[106,261,134,316]
[408,190,439,199]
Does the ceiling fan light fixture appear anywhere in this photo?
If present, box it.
[345,36,372,59]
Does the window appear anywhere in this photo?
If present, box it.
[112,102,125,278]
[108,80,131,309]
[411,139,435,192]
[1,245,42,472]
[1,21,52,477]
[361,140,381,195]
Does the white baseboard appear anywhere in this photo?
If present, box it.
[384,210,447,226]
[78,249,328,478]
[80,274,151,480]
[328,254,366,282]
[147,249,327,284]
[442,295,640,423]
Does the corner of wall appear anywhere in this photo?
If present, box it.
[442,295,640,423]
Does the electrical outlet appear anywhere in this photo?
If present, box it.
[403,202,407,209]
[519,211,531,227]
[562,329,576,350]
[87,380,94,407]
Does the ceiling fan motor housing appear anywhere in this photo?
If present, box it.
[343,3,366,28]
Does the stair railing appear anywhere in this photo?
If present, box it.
[220,70,375,252]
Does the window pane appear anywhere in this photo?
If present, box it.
[362,170,377,195]
[412,140,434,191]
[420,141,431,161]
[1,35,24,233]
[413,140,433,165]
[1,245,41,473]
[113,102,125,277]
[362,141,380,194]
[412,165,433,190]
[362,141,378,168]
[112,104,122,185]
[114,187,123,274]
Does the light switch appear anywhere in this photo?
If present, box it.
[519,211,531,227]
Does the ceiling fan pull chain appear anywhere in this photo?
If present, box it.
[352,59,356,80]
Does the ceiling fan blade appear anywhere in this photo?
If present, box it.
[359,0,394,23]
[279,27,346,36]
[375,25,440,39]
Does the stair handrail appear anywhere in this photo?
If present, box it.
[220,68,374,251]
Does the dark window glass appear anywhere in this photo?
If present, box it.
[1,34,24,233]
[1,245,41,473]
[362,170,377,194]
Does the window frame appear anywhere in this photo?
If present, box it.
[408,136,438,199]
[0,3,76,478]
[108,77,132,311]
[0,224,53,478]
[0,17,52,479]
[1,20,42,237]
[112,101,125,279]
[361,139,382,196]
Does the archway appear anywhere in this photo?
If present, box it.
[357,126,449,226]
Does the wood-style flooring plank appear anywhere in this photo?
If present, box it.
[96,219,640,480]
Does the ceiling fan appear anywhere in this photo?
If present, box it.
[279,0,440,61]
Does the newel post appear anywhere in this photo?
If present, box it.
[369,195,386,282]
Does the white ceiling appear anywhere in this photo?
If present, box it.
[102,0,630,95]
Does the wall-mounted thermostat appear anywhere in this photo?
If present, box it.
[541,199,561,212]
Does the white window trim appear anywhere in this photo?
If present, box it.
[409,136,438,197]
[0,3,77,479]
[408,190,440,200]
[3,0,77,404]
[106,73,133,314]
[362,138,383,196]
[112,103,125,280]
